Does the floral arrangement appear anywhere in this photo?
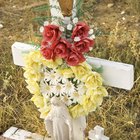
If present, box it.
[24,18,108,118]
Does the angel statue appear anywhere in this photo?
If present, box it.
[44,97,73,140]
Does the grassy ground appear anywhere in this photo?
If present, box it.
[0,0,140,139]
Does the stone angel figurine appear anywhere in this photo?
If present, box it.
[44,97,73,140]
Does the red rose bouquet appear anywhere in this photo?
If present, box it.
[40,18,95,66]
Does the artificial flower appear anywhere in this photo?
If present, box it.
[52,83,65,96]
[44,21,49,26]
[56,68,74,78]
[85,72,103,89]
[70,104,85,118]
[77,83,87,95]
[42,58,62,69]
[70,62,91,81]
[26,80,40,95]
[53,38,71,58]
[66,50,85,66]
[74,38,94,53]
[24,69,41,82]
[41,46,54,60]
[88,29,94,34]
[39,105,50,119]
[31,95,44,108]
[43,24,61,43]
[40,26,44,33]
[63,81,75,95]
[44,70,61,85]
[73,17,78,24]
[72,22,89,39]
[67,24,73,30]
[70,92,83,104]
[40,81,53,97]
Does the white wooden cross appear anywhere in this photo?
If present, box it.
[3,125,109,140]
[88,125,109,140]
[10,0,134,140]
[12,41,134,90]
[11,0,134,90]
[2,127,50,140]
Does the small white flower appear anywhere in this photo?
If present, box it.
[44,21,49,26]
[40,81,52,97]
[73,17,78,24]
[59,26,65,32]
[77,83,87,95]
[74,36,80,42]
[90,34,95,39]
[89,47,93,51]
[89,29,94,35]
[61,78,68,84]
[44,71,60,85]
[52,83,65,96]
[63,81,75,95]
[70,92,80,104]
[67,24,73,30]
[39,26,44,33]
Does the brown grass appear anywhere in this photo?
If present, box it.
[0,0,140,140]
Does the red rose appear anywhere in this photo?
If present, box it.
[65,50,85,66]
[74,38,94,53]
[43,25,61,43]
[72,22,89,39]
[41,40,49,48]
[54,39,71,58]
[41,45,54,60]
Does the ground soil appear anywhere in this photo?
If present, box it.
[0,0,140,140]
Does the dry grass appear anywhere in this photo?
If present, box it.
[0,0,140,140]
[128,0,140,14]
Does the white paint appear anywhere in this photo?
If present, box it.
[11,42,134,90]
[87,56,134,90]
[3,127,18,138]
[72,116,86,140]
[11,42,35,66]
[49,0,64,22]
[88,125,109,140]
[49,0,77,22]
[3,127,50,140]
[3,126,108,140]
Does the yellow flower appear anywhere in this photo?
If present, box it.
[31,95,44,108]
[82,95,96,113]
[69,104,85,118]
[85,72,103,89]
[39,105,50,119]
[42,58,62,69]
[56,68,74,78]
[26,80,40,95]
[70,62,92,81]
[24,51,42,67]
[29,51,42,63]
[24,68,41,81]
[90,87,108,106]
